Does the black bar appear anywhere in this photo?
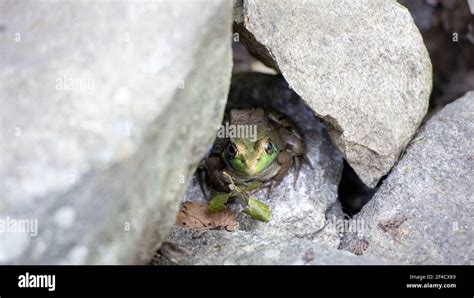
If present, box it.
[0,265,471,297]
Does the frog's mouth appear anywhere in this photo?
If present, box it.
[229,152,278,176]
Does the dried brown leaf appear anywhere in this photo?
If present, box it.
[176,201,239,232]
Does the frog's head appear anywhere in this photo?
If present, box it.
[221,108,280,176]
[223,137,278,176]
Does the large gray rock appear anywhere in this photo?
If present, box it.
[340,91,474,265]
[234,0,432,187]
[152,74,376,265]
[0,0,232,264]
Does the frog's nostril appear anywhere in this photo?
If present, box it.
[245,160,258,173]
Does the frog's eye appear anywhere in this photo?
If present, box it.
[227,143,238,159]
[264,141,275,155]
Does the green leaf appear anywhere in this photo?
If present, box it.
[242,197,272,222]
[208,192,231,212]
[242,181,262,192]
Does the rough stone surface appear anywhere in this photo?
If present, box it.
[153,229,386,265]
[151,73,383,265]
[340,92,474,265]
[234,0,433,187]
[0,0,232,264]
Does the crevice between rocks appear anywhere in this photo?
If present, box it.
[337,160,380,217]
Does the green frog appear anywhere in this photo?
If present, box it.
[201,108,310,199]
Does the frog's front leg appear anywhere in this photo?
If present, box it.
[198,160,212,200]
[205,157,230,193]
[264,151,293,196]
[276,126,306,186]
[198,157,228,200]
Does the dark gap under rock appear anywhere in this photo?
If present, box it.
[337,161,381,217]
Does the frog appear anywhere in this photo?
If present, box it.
[200,108,311,200]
